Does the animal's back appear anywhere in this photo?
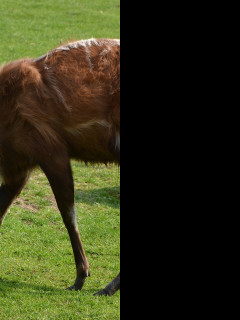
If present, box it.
[34,39,120,164]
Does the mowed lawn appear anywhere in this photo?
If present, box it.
[0,1,120,319]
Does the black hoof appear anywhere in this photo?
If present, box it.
[66,278,86,291]
[94,289,109,296]
[66,285,76,291]
[94,274,120,296]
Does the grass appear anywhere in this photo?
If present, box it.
[0,164,120,320]
[0,1,120,319]
[0,0,120,62]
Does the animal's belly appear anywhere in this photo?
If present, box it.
[64,121,120,164]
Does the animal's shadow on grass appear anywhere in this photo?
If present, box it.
[75,187,120,209]
[0,278,95,296]
[0,278,58,294]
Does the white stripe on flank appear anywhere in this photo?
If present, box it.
[66,119,111,135]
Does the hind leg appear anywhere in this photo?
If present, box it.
[94,273,120,296]
[0,172,29,226]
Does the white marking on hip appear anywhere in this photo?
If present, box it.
[57,38,120,51]
[34,39,120,63]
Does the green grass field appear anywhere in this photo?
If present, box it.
[0,1,120,319]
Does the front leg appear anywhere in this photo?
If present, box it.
[0,172,29,226]
[40,155,90,291]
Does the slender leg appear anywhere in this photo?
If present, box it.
[94,273,120,296]
[0,172,29,227]
[40,156,90,291]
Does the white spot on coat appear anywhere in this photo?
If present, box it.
[66,119,111,135]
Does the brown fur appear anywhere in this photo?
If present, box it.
[0,39,120,293]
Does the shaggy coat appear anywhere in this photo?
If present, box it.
[0,38,120,293]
